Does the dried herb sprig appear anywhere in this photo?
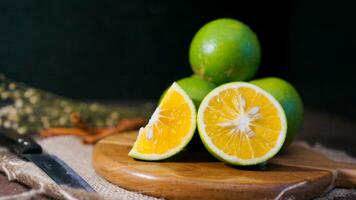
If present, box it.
[0,74,153,135]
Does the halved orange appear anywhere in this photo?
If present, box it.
[129,83,196,160]
[197,82,287,165]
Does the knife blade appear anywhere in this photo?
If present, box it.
[0,128,95,192]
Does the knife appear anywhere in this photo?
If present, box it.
[0,128,95,192]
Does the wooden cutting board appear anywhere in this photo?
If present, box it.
[92,132,356,200]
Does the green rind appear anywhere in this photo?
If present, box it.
[129,82,197,161]
[197,82,287,166]
[189,18,261,84]
[250,77,304,146]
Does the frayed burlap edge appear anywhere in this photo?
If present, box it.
[0,149,101,200]
[0,135,160,200]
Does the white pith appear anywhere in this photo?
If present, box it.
[217,94,261,138]
[197,82,287,165]
[129,82,196,160]
[145,106,162,140]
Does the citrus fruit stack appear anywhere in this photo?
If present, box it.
[129,18,303,166]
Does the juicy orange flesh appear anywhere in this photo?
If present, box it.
[203,87,282,159]
[133,88,193,155]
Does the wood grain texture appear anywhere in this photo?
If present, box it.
[92,132,356,200]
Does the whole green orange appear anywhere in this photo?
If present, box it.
[250,77,304,146]
[189,18,261,84]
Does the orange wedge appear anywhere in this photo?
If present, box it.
[129,83,196,160]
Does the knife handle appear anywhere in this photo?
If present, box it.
[0,129,42,157]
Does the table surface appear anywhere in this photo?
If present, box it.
[0,108,355,199]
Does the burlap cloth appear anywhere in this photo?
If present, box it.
[0,136,355,200]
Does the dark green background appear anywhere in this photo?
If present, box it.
[0,0,355,118]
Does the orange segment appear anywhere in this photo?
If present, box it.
[197,82,287,165]
[129,83,196,160]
